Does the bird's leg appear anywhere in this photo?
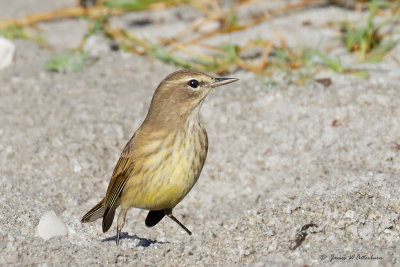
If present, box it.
[164,209,192,235]
[168,214,192,235]
[116,207,128,245]
[116,227,121,246]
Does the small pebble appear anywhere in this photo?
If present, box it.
[36,211,68,240]
[0,37,15,70]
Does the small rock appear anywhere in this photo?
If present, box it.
[36,211,68,240]
[0,38,15,70]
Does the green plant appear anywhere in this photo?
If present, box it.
[105,0,186,11]
[341,0,398,61]
[44,51,90,72]
[0,25,44,44]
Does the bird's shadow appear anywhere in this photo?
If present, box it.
[101,232,168,247]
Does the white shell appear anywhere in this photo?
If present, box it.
[36,211,68,240]
[0,38,15,70]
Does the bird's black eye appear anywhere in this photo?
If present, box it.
[188,79,200,89]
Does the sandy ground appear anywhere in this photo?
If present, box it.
[1,1,400,266]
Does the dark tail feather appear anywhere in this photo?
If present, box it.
[102,206,116,233]
[81,199,106,223]
[145,210,165,227]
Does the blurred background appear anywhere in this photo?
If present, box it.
[1,0,399,84]
[1,1,400,265]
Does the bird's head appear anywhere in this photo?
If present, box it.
[146,69,238,123]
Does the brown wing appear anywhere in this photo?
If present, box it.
[103,156,132,208]
[101,135,137,232]
[103,133,137,209]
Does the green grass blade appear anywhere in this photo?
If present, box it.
[44,51,89,72]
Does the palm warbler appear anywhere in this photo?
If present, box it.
[81,69,238,245]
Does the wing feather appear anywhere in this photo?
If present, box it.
[104,153,134,208]
[101,133,137,229]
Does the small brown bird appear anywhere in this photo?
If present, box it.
[81,69,238,245]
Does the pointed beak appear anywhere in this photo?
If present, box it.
[211,77,239,88]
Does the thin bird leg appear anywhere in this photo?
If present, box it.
[116,207,128,245]
[116,227,121,245]
[166,213,192,235]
